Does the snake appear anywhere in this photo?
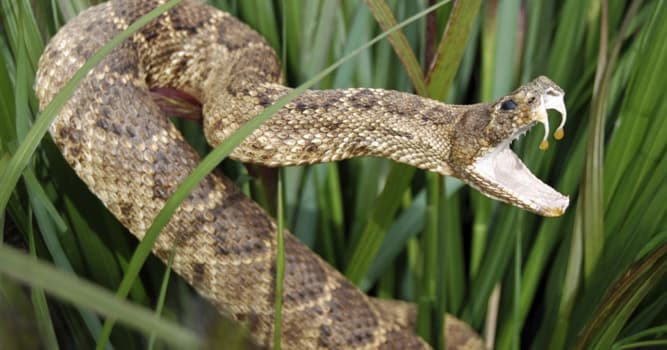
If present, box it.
[34,0,569,349]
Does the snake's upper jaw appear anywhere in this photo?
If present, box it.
[464,92,569,217]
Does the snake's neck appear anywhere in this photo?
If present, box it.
[202,70,470,176]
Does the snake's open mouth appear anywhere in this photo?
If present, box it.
[466,93,569,217]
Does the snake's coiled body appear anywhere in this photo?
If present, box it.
[36,0,568,348]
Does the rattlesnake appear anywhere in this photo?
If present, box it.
[35,0,568,348]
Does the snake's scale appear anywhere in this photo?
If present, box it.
[35,0,568,348]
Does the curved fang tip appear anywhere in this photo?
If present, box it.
[538,89,567,150]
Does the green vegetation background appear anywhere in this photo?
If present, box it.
[1,0,666,349]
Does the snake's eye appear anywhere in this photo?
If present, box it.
[501,99,517,110]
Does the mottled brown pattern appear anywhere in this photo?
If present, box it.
[35,0,568,349]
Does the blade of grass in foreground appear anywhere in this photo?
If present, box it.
[98,1,452,347]
[0,244,202,349]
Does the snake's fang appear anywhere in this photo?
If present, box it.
[554,127,565,140]
[539,139,549,151]
[538,106,551,151]
[536,88,567,151]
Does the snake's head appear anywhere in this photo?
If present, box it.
[451,76,569,217]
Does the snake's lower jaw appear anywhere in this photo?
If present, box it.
[465,146,569,216]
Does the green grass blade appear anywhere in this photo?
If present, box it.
[0,0,44,73]
[359,190,426,291]
[300,0,339,87]
[614,323,667,349]
[489,0,519,96]
[546,0,591,85]
[616,340,667,350]
[54,0,89,21]
[511,218,522,350]
[348,158,387,239]
[344,164,415,284]
[363,0,430,95]
[288,167,318,246]
[546,209,583,350]
[147,248,175,350]
[0,276,42,349]
[238,0,279,51]
[22,170,67,232]
[0,49,16,149]
[324,164,344,257]
[605,0,667,208]
[425,0,481,101]
[332,2,373,89]
[280,0,302,77]
[13,2,35,142]
[312,165,337,264]
[580,0,611,283]
[574,244,667,350]
[0,244,202,349]
[27,208,59,350]
[441,186,465,314]
[273,169,286,350]
[416,172,441,344]
[25,165,108,345]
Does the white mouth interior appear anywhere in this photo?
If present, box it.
[471,145,569,216]
[468,93,569,216]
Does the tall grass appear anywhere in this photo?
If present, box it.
[1,0,666,349]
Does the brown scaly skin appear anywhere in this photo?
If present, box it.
[35,0,567,348]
